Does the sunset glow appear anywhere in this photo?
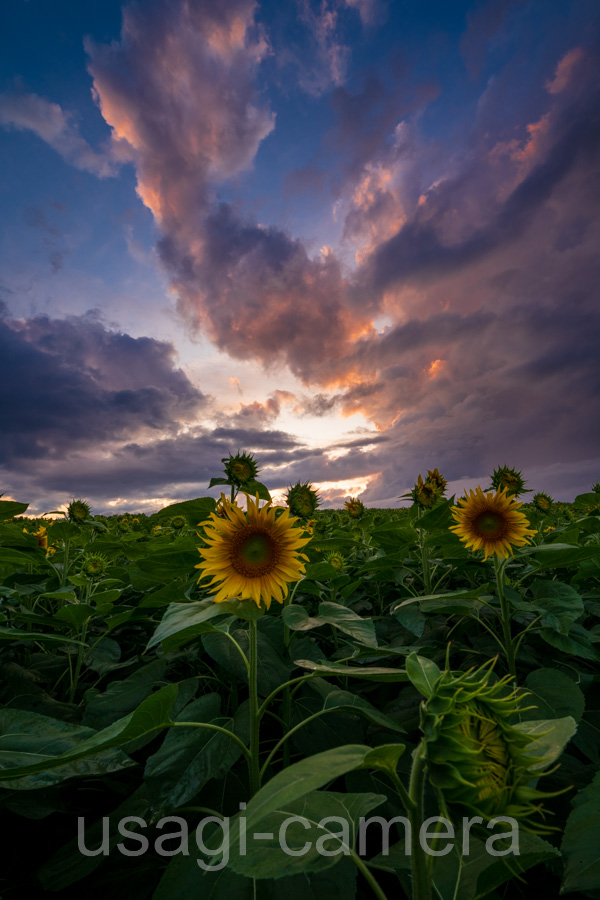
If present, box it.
[1,0,598,513]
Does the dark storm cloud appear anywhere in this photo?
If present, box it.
[0,314,206,466]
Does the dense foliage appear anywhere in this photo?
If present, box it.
[0,478,599,899]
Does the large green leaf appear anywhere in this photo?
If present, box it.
[406,653,442,698]
[0,708,134,789]
[294,659,409,682]
[283,601,377,648]
[515,716,577,769]
[83,659,169,730]
[153,841,357,900]
[561,770,600,893]
[0,683,179,780]
[144,696,250,817]
[147,598,263,652]
[530,580,584,634]
[307,679,405,734]
[0,500,29,519]
[226,791,386,878]
[152,497,217,524]
[205,743,405,864]
[523,669,585,723]
[539,624,600,661]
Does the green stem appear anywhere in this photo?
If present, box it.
[349,850,389,900]
[259,708,335,780]
[493,557,517,680]
[258,673,316,718]
[171,722,251,760]
[68,620,88,703]
[408,741,431,900]
[417,507,432,595]
[248,618,261,796]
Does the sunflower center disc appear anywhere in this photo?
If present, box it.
[230,527,279,578]
[474,511,505,539]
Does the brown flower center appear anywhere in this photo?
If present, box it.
[230,526,280,577]
[473,511,507,540]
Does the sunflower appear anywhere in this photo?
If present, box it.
[412,474,440,508]
[325,550,346,572]
[285,481,321,518]
[426,467,447,494]
[32,525,48,550]
[67,499,91,523]
[222,450,259,486]
[533,492,553,513]
[450,486,536,560]
[82,553,108,579]
[345,497,365,519]
[489,464,527,497]
[418,660,563,831]
[196,494,311,609]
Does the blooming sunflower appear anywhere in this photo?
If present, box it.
[222,450,259,486]
[450,487,536,560]
[32,525,48,550]
[196,494,311,609]
[419,660,564,831]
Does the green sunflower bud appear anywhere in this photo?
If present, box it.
[82,553,108,579]
[345,497,365,519]
[170,515,187,530]
[412,474,441,508]
[222,450,259,486]
[67,499,91,523]
[426,467,447,494]
[285,481,321,518]
[533,492,553,513]
[489,465,527,497]
[325,550,345,572]
[411,657,571,833]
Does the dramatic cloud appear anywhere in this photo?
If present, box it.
[4,2,597,510]
[0,91,115,177]
[0,313,206,468]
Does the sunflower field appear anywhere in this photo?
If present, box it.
[1,462,600,899]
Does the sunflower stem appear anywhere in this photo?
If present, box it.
[349,850,389,900]
[417,507,432,595]
[408,741,432,900]
[493,556,517,680]
[248,617,261,796]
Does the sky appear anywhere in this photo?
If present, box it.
[0,0,599,516]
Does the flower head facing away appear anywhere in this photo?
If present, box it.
[426,468,447,495]
[412,474,441,508]
[285,482,321,518]
[196,494,310,609]
[533,492,553,513]
[345,497,365,519]
[450,487,536,560]
[415,659,568,832]
[67,499,91,523]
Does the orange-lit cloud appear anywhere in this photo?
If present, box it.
[546,47,586,95]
